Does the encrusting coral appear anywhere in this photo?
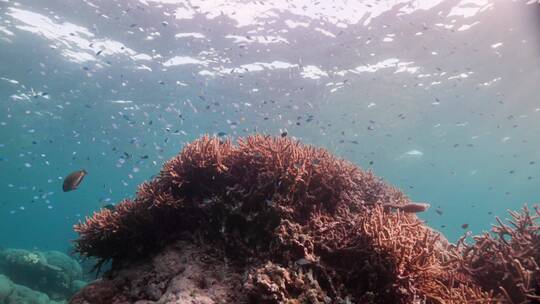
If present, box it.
[72,135,537,303]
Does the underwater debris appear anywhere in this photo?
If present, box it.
[72,135,539,303]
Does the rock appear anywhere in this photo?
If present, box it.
[0,274,14,302]
[42,251,83,282]
[0,248,83,301]
[70,242,245,304]
[69,280,87,294]
[0,248,51,291]
[0,274,64,304]
[8,283,50,304]
[0,248,47,270]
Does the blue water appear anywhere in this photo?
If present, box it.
[0,0,539,255]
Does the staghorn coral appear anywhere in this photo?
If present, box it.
[459,205,540,303]
[75,135,408,261]
[73,135,498,303]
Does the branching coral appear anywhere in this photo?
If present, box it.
[74,135,407,263]
[73,135,512,303]
[303,205,496,303]
[459,205,540,303]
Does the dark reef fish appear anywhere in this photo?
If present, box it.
[102,204,116,211]
[63,169,87,192]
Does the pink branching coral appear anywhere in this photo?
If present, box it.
[459,205,540,303]
[74,135,408,262]
[73,135,503,303]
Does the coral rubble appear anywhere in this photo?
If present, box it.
[71,135,537,303]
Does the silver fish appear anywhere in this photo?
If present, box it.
[62,170,87,192]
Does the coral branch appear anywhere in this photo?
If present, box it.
[459,205,540,303]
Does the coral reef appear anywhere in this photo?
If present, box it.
[0,274,65,304]
[70,241,245,303]
[71,135,538,303]
[0,248,86,302]
[458,205,540,303]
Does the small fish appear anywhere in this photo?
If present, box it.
[386,202,430,213]
[435,208,443,215]
[280,131,288,137]
[102,203,116,211]
[405,150,423,157]
[217,131,227,137]
[461,223,469,229]
[62,170,87,192]
[96,50,104,56]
